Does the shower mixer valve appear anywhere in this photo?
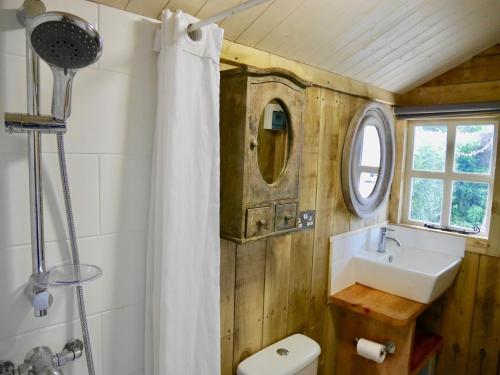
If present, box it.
[0,339,83,375]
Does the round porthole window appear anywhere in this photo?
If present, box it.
[341,102,395,218]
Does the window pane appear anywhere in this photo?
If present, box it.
[409,178,443,224]
[413,125,447,172]
[454,125,494,174]
[359,172,378,198]
[450,181,489,231]
[360,125,381,168]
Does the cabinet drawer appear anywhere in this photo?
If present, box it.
[246,206,273,238]
[275,203,297,231]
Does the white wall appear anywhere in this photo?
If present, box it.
[0,1,159,373]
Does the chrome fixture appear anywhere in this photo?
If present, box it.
[377,227,401,253]
[0,339,84,375]
[16,0,46,27]
[3,2,103,375]
[27,11,103,120]
[5,113,66,134]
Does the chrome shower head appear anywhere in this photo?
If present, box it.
[27,12,103,120]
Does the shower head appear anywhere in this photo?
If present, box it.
[27,12,103,121]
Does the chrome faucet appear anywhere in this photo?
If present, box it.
[377,227,401,253]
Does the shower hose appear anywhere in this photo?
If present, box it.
[56,133,96,375]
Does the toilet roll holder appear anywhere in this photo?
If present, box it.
[353,338,396,355]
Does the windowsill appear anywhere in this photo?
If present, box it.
[395,222,488,255]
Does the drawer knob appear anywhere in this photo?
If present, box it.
[284,215,293,221]
[257,219,267,226]
[250,139,259,149]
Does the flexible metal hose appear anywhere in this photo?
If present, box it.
[56,133,96,375]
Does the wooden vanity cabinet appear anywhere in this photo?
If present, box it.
[219,67,306,242]
[330,284,444,375]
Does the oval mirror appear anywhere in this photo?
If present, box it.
[342,102,395,218]
[257,99,290,184]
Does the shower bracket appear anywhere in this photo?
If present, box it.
[5,113,66,134]
[24,284,53,315]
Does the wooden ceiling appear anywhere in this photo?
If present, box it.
[92,0,500,94]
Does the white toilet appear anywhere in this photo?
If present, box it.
[236,334,321,375]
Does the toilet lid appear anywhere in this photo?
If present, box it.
[236,334,321,375]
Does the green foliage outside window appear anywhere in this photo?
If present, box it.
[410,124,494,230]
[410,178,443,224]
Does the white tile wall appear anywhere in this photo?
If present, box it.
[0,1,157,373]
[329,226,381,294]
[387,224,465,257]
[102,303,145,375]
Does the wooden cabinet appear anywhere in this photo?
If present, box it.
[330,284,444,375]
[220,67,306,242]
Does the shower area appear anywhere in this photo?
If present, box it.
[0,0,157,373]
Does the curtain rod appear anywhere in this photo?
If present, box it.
[394,101,500,119]
[187,0,271,34]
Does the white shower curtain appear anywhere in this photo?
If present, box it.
[146,10,223,375]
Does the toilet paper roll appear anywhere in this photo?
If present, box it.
[356,338,386,364]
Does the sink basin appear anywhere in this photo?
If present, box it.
[353,247,462,303]
[329,225,466,304]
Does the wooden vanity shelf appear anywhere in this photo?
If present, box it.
[330,284,443,375]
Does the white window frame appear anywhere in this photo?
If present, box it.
[402,117,499,236]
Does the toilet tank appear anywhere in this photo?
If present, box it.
[236,334,321,375]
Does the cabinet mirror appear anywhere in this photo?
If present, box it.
[257,100,290,184]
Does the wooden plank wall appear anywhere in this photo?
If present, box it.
[399,44,500,105]
[220,87,390,374]
[398,44,500,375]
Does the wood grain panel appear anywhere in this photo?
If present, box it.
[93,0,128,9]
[483,137,500,258]
[370,1,500,91]
[234,0,305,47]
[336,310,415,375]
[286,88,321,335]
[232,240,266,371]
[334,93,355,234]
[393,46,500,375]
[262,235,292,346]
[389,119,407,223]
[219,0,272,41]
[343,0,458,78]
[126,0,169,18]
[287,230,314,335]
[399,80,500,106]
[220,239,236,375]
[467,255,500,375]
[330,284,428,327]
[423,45,500,86]
[435,252,480,375]
[164,0,206,15]
[357,0,494,85]
[91,0,500,93]
[220,40,397,104]
[306,88,338,344]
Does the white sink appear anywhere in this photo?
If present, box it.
[353,246,462,303]
[329,225,466,304]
